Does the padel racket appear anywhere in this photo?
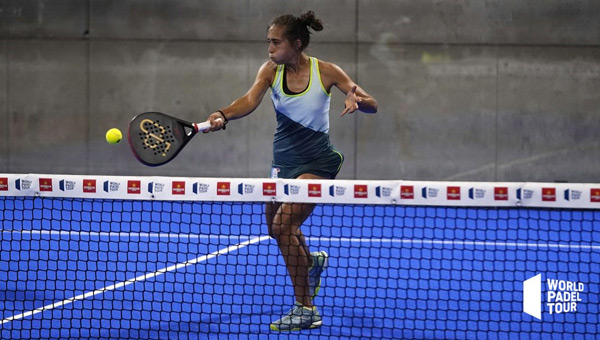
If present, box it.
[128,112,219,166]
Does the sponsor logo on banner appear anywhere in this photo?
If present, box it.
[400,186,414,199]
[447,186,461,200]
[494,187,508,201]
[563,189,581,201]
[516,188,534,200]
[59,180,76,192]
[523,274,585,320]
[217,182,231,195]
[193,183,209,194]
[329,185,347,197]
[172,181,186,195]
[16,179,32,191]
[422,187,439,199]
[542,188,556,202]
[39,178,53,192]
[284,184,301,196]
[355,185,368,198]
[104,181,120,193]
[308,184,322,197]
[0,177,8,191]
[83,179,96,193]
[238,183,255,195]
[375,186,391,198]
[469,188,486,200]
[590,189,600,203]
[127,180,141,194]
[263,183,276,196]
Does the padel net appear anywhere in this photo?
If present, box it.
[0,174,599,339]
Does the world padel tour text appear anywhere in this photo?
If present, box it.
[546,279,584,315]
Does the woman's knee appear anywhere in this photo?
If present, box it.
[268,223,292,240]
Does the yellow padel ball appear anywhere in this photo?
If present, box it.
[105,128,122,144]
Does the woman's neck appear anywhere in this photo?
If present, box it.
[285,53,309,74]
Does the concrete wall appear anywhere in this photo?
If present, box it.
[1,0,599,182]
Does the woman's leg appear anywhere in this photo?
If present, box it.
[265,173,324,307]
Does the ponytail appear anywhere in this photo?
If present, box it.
[299,10,324,32]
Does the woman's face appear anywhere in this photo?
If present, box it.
[267,24,299,64]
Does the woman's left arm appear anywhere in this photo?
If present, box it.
[320,61,378,116]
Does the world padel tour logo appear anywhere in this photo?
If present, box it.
[421,187,439,199]
[468,187,486,200]
[0,177,9,191]
[127,180,141,194]
[59,179,76,192]
[563,189,582,201]
[238,183,255,195]
[104,180,120,193]
[148,182,165,194]
[516,188,533,200]
[375,186,391,198]
[284,184,300,196]
[217,182,230,195]
[193,183,209,194]
[523,274,585,319]
[15,179,32,190]
[329,185,346,197]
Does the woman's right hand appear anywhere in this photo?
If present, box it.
[204,111,228,132]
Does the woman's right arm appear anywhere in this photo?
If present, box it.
[206,61,276,131]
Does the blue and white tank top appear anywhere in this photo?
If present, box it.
[270,57,333,166]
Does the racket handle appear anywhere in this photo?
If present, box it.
[194,118,223,132]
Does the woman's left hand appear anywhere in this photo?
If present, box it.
[341,85,362,116]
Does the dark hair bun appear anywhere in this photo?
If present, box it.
[299,10,323,32]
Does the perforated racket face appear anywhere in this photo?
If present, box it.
[138,118,176,157]
[128,112,195,166]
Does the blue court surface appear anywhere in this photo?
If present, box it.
[1,197,599,339]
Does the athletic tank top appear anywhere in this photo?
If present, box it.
[270,57,333,165]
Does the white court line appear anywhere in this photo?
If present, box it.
[307,237,600,251]
[0,235,271,325]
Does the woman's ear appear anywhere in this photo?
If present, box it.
[294,39,303,52]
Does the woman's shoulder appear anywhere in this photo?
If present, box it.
[256,60,279,84]
[314,58,345,88]
[314,58,342,75]
[259,60,279,73]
